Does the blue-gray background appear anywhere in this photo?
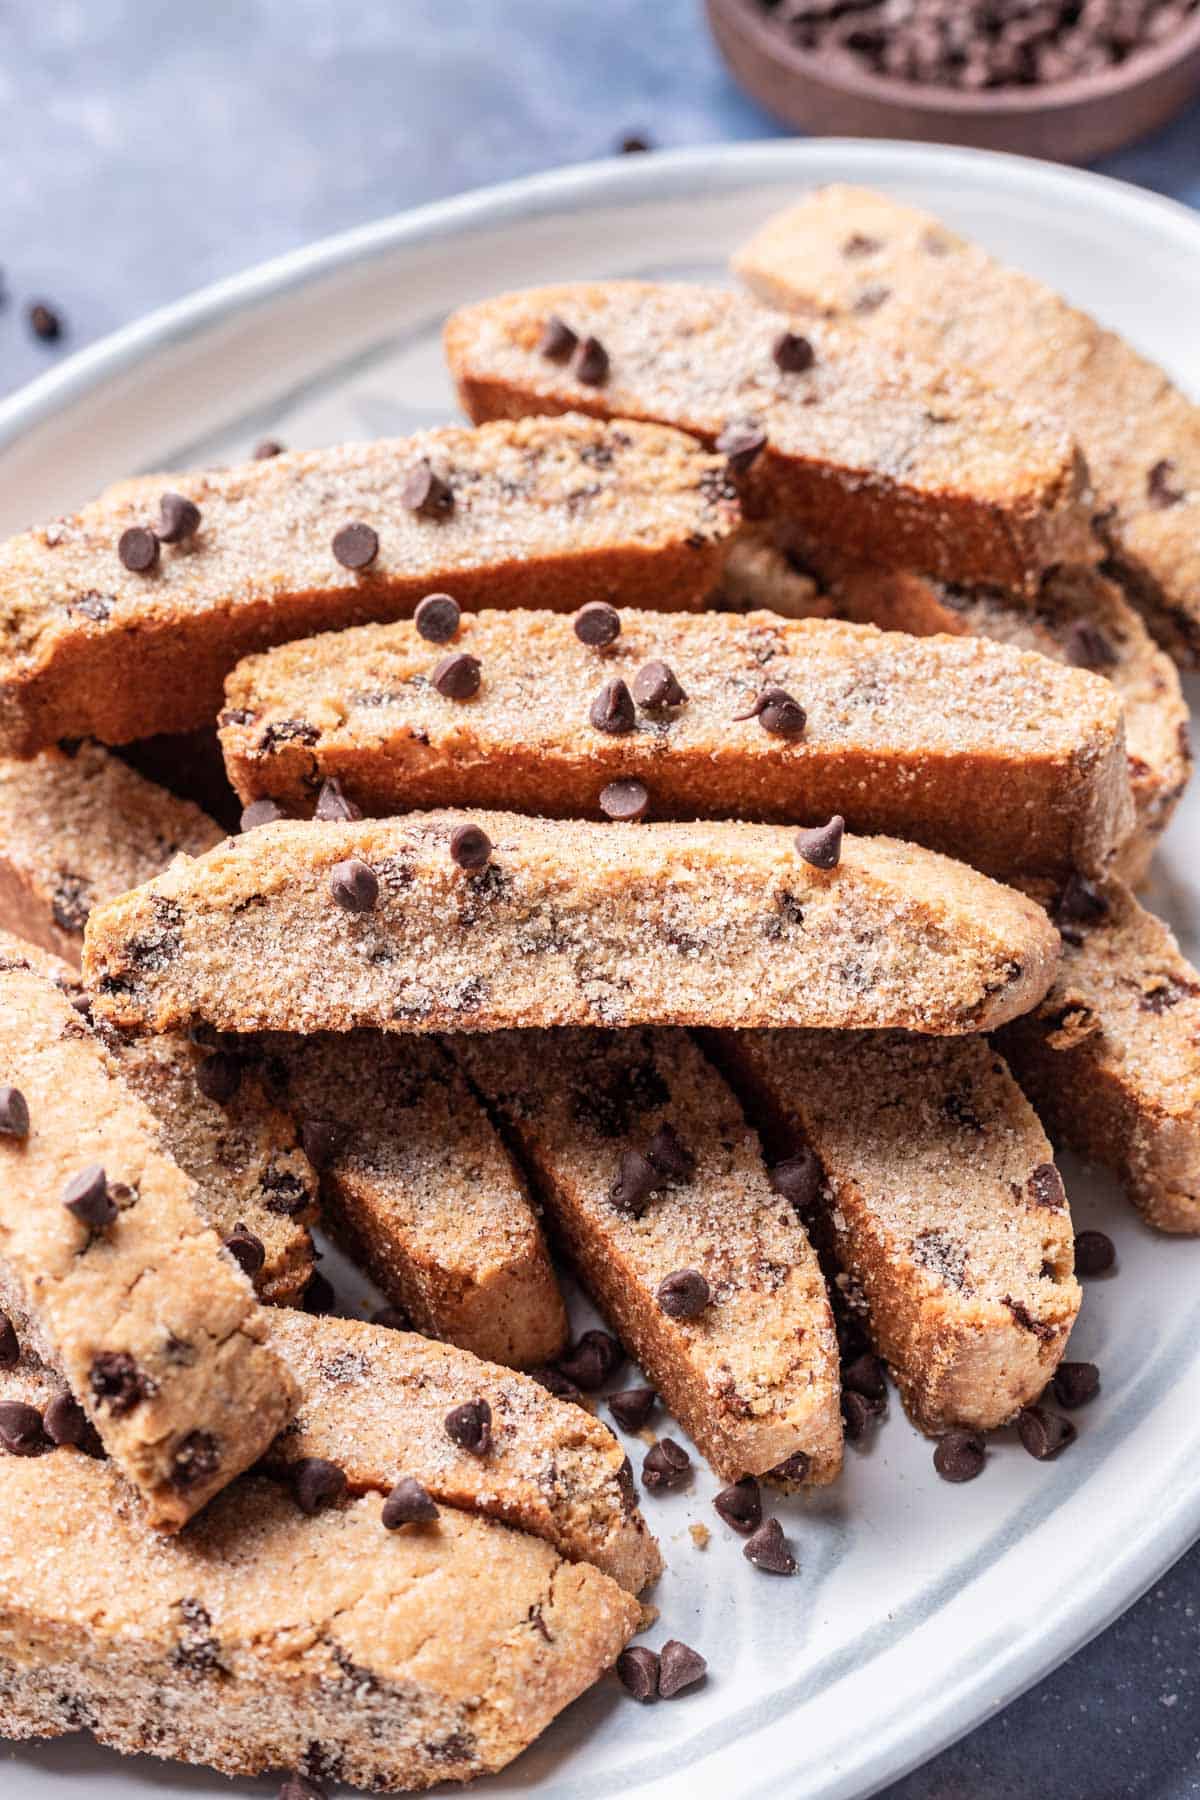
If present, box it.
[1,4,1197,1794]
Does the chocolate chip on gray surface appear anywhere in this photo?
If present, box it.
[314,776,363,822]
[0,1313,17,1370]
[223,1223,266,1279]
[331,521,379,570]
[574,600,622,647]
[1052,1361,1101,1409]
[62,1163,117,1230]
[43,1391,103,1457]
[450,822,493,870]
[301,1118,345,1170]
[842,1353,887,1403]
[616,1644,660,1702]
[773,330,815,373]
[28,300,62,341]
[642,1438,692,1493]
[743,1516,796,1575]
[632,659,687,709]
[600,778,649,822]
[382,1476,440,1528]
[657,1268,711,1320]
[240,798,284,832]
[118,526,160,573]
[658,1639,707,1698]
[558,1329,624,1392]
[444,1397,492,1455]
[413,591,462,643]
[609,1386,657,1432]
[573,334,610,386]
[714,1475,762,1535]
[372,1304,410,1331]
[290,1456,347,1516]
[0,1401,46,1457]
[253,438,284,460]
[0,1084,30,1138]
[933,1430,986,1483]
[538,313,579,362]
[590,678,637,735]
[716,417,767,474]
[609,1148,660,1217]
[842,1389,884,1442]
[646,1123,695,1183]
[402,460,454,517]
[768,1149,822,1213]
[734,686,807,739]
[432,650,481,700]
[195,1050,242,1106]
[329,857,379,913]
[618,131,653,153]
[1074,1229,1116,1276]
[1017,1405,1077,1461]
[302,1270,336,1316]
[795,814,844,869]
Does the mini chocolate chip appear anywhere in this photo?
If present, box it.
[716,418,767,474]
[842,1389,883,1441]
[90,1351,149,1416]
[0,1084,30,1138]
[329,857,379,913]
[1056,874,1109,927]
[1028,1163,1066,1209]
[223,1223,266,1279]
[573,334,610,386]
[574,602,621,647]
[382,1476,440,1528]
[646,1123,695,1183]
[642,1438,691,1492]
[1148,458,1185,508]
[632,659,687,709]
[1017,1405,1076,1461]
[743,1516,796,1574]
[0,1401,46,1457]
[253,437,284,459]
[795,815,844,869]
[934,1430,986,1483]
[773,330,815,373]
[1051,1361,1100,1409]
[302,1270,336,1315]
[714,1475,762,1535]
[609,1386,657,1432]
[43,1391,103,1456]
[240,798,284,832]
[616,1645,660,1701]
[444,1397,492,1455]
[1074,1229,1116,1276]
[156,492,201,544]
[372,1304,410,1331]
[843,1353,887,1402]
[118,526,160,573]
[402,461,454,517]
[658,1639,707,1698]
[1065,620,1117,670]
[529,1366,583,1403]
[558,1329,624,1392]
[332,521,379,570]
[302,1117,346,1170]
[657,1268,710,1320]
[291,1456,347,1515]
[195,1050,241,1106]
[28,300,62,341]
[619,131,652,152]
[432,651,481,700]
[62,1163,116,1230]
[278,1776,327,1800]
[315,777,363,822]
[0,1313,16,1369]
[538,314,579,361]
[590,678,636,734]
[769,1149,822,1213]
[734,686,807,738]
[450,823,493,870]
[610,1148,660,1217]
[769,1449,811,1483]
[414,592,461,643]
[172,1430,221,1491]
[600,779,649,821]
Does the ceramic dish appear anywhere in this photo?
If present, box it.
[2,140,1199,1800]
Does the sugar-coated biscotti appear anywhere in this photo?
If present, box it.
[221,605,1133,881]
[82,812,1061,1037]
[712,1028,1080,1435]
[261,1031,568,1366]
[452,1027,843,1485]
[0,953,296,1528]
[998,878,1200,1234]
[445,281,1098,592]
[734,186,1200,663]
[0,415,739,754]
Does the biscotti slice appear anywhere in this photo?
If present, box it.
[262,1030,567,1366]
[0,415,738,754]
[0,1453,639,1789]
[445,281,1096,592]
[734,186,1200,662]
[0,739,223,963]
[712,1029,1080,1434]
[221,604,1132,882]
[452,1026,843,1487]
[0,953,297,1527]
[997,878,1200,1234]
[264,1311,660,1592]
[82,811,1061,1036]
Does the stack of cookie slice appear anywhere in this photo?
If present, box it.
[1,213,1198,1795]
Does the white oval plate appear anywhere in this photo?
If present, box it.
[3,141,1200,1800]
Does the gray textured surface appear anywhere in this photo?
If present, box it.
[0,3,1198,1795]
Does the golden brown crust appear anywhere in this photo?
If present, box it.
[444,281,1098,593]
[81,812,1061,1037]
[221,605,1132,882]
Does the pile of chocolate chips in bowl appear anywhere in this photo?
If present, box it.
[756,0,1200,89]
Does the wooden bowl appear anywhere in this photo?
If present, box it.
[706,0,1200,164]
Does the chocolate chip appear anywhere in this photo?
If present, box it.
[253,438,284,459]
[0,1085,30,1138]
[713,1475,762,1535]
[646,1123,695,1183]
[769,1449,811,1483]
[1017,1405,1076,1461]
[195,1050,241,1106]
[743,1516,796,1574]
[223,1223,266,1278]
[619,131,652,153]
[314,777,362,822]
[278,1775,327,1800]
[610,1148,660,1217]
[599,778,649,822]
[450,823,492,870]
[1056,874,1109,927]
[403,461,454,517]
[558,1329,624,1392]
[773,330,815,373]
[118,526,160,573]
[642,1438,691,1492]
[1028,1163,1066,1210]
[1148,458,1185,508]
[632,659,687,709]
[529,1366,583,1403]
[842,1389,883,1442]
[590,678,636,735]
[734,686,807,738]
[329,857,379,913]
[291,1456,347,1515]
[933,1430,986,1483]
[843,1352,887,1402]
[302,1117,346,1170]
[414,592,461,643]
[62,1163,116,1230]
[156,492,201,544]
[382,1476,440,1528]
[0,1314,16,1369]
[657,1268,710,1320]
[240,798,284,832]
[1051,1360,1101,1410]
[573,335,610,386]
[432,651,481,700]
[574,601,621,647]
[609,1386,656,1432]
[1074,1229,1116,1276]
[90,1351,150,1416]
[716,418,767,474]
[172,1430,221,1491]
[658,1639,707,1698]
[28,300,62,341]
[795,815,844,869]
[769,1149,822,1213]
[332,521,379,570]
[444,1398,492,1455]
[302,1270,336,1315]
[538,314,579,361]
[372,1304,410,1331]
[616,1645,660,1701]
[43,1391,102,1456]
[0,1401,46,1457]
[1065,620,1117,670]
[844,232,882,257]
